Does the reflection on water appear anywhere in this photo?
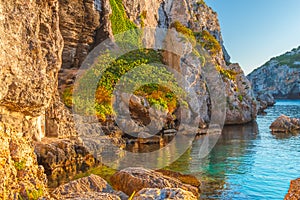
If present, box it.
[56,100,300,199]
[165,100,300,199]
[165,122,259,199]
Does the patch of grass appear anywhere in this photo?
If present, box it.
[109,0,141,48]
[14,160,26,171]
[260,46,300,69]
[109,0,136,35]
[74,165,117,185]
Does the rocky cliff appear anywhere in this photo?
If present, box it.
[0,0,257,198]
[0,0,64,198]
[58,0,256,126]
[248,46,300,99]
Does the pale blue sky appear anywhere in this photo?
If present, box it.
[205,0,300,74]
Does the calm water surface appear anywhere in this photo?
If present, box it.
[166,99,300,199]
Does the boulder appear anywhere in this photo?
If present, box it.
[34,138,97,188]
[110,167,199,197]
[285,178,300,200]
[55,192,121,200]
[133,188,197,200]
[155,169,201,188]
[52,174,127,200]
[270,115,300,133]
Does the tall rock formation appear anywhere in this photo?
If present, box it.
[248,46,300,99]
[58,0,256,125]
[0,0,258,198]
[0,0,63,198]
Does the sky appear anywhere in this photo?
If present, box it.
[205,0,300,75]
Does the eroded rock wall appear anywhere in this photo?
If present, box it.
[59,0,113,69]
[0,0,63,198]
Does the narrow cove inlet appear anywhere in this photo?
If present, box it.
[1,0,300,199]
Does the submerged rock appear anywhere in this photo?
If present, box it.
[285,178,300,200]
[270,115,300,133]
[110,167,199,197]
[134,188,197,200]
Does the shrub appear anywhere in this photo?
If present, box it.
[196,0,205,6]
[62,87,73,108]
[109,0,136,35]
[238,95,243,102]
[140,10,147,28]
[25,188,44,200]
[171,21,196,46]
[14,160,26,171]
[72,49,186,121]
[195,30,221,55]
[216,65,237,81]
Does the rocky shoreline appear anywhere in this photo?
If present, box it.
[51,168,200,199]
[0,0,298,199]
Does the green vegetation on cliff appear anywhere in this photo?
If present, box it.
[109,0,136,35]
[216,65,237,81]
[64,49,185,121]
[259,46,300,69]
[171,21,221,56]
[195,30,221,56]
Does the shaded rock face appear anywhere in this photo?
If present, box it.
[270,115,300,133]
[134,187,197,200]
[0,0,77,198]
[52,174,126,200]
[59,0,113,69]
[34,138,97,188]
[110,167,199,197]
[248,46,300,99]
[285,178,300,200]
[256,92,275,114]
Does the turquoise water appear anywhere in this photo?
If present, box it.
[167,100,300,199]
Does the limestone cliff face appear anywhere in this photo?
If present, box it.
[0,0,64,198]
[59,0,113,69]
[248,46,300,99]
[122,0,230,63]
[121,0,255,124]
[0,0,257,198]
[58,0,256,125]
